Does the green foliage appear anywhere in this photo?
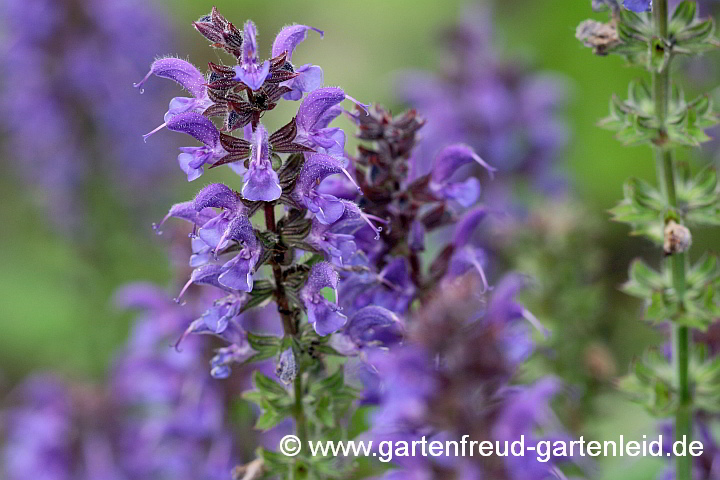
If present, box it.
[619,346,720,416]
[668,1,719,55]
[610,165,720,245]
[622,255,720,330]
[609,177,666,244]
[599,80,719,147]
[244,370,294,430]
[677,165,720,226]
[599,3,719,62]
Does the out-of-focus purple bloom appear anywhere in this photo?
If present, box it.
[364,275,571,479]
[340,257,416,315]
[2,375,73,480]
[332,306,404,356]
[300,262,347,335]
[243,124,282,201]
[430,144,495,207]
[0,0,179,232]
[398,4,568,204]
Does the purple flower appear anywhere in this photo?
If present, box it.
[2,375,73,480]
[305,200,381,265]
[446,207,492,291]
[166,184,262,294]
[300,262,348,335]
[291,153,349,224]
[242,124,282,201]
[430,144,496,207]
[272,25,324,61]
[164,112,227,181]
[296,87,369,159]
[340,257,416,314]
[332,306,404,355]
[623,0,652,12]
[134,57,212,122]
[272,24,325,100]
[233,21,271,91]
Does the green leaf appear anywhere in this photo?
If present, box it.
[253,370,290,398]
[669,1,697,33]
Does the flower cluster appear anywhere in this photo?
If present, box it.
[364,274,574,480]
[1,285,238,480]
[142,9,379,385]
[331,105,500,315]
[0,0,178,233]
[124,8,571,480]
[396,4,569,206]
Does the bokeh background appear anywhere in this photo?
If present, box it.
[0,1,717,478]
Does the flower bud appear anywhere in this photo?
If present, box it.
[663,220,692,256]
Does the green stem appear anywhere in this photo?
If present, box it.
[652,3,692,479]
[264,203,308,450]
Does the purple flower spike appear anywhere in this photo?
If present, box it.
[623,0,651,12]
[242,124,282,201]
[301,262,348,336]
[272,25,324,61]
[176,264,232,302]
[153,200,214,233]
[233,21,270,91]
[291,153,347,224]
[166,113,227,181]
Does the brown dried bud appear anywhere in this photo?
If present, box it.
[584,343,617,381]
[576,19,621,56]
[232,458,265,480]
[663,220,692,255]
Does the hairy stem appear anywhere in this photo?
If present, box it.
[652,2,692,480]
[264,203,308,449]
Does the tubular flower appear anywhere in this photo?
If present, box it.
[300,262,348,336]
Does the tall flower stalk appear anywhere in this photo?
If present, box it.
[578,1,720,479]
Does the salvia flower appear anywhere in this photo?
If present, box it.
[134,57,212,123]
[291,153,350,224]
[167,112,228,180]
[234,21,271,91]
[243,124,282,201]
[300,261,348,336]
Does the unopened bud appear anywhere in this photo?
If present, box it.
[576,19,621,56]
[275,348,297,385]
[663,220,691,255]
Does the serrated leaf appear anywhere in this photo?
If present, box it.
[253,370,290,398]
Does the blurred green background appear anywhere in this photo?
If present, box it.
[1,1,717,478]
